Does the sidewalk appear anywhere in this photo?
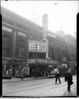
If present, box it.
[63,85,77,96]
[2,76,77,96]
[42,83,77,96]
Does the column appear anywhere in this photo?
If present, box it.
[13,28,17,58]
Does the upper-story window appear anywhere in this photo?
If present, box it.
[16,39,26,59]
[2,35,12,57]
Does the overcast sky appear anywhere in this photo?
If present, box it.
[1,1,78,38]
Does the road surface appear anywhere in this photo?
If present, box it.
[2,75,77,97]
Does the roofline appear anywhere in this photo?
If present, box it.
[1,6,43,33]
[1,6,57,38]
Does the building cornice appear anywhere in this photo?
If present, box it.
[1,7,43,33]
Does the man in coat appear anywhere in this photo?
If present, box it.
[65,69,73,92]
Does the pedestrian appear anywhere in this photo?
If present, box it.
[21,69,24,79]
[55,70,61,84]
[65,69,73,92]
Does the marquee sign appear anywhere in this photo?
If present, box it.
[29,40,37,52]
[37,41,47,52]
[29,40,48,52]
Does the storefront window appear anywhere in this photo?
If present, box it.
[2,63,12,78]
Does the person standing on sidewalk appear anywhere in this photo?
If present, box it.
[65,68,73,92]
[21,68,24,80]
[55,69,61,84]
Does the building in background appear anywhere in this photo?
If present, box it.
[1,7,76,78]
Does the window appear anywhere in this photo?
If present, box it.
[29,52,36,59]
[18,48,25,58]
[2,35,12,56]
[16,39,25,59]
[37,53,46,59]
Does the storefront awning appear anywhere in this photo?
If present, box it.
[27,59,58,65]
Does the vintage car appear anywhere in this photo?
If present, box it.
[48,71,56,78]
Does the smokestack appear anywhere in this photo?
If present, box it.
[42,14,49,58]
[42,14,48,40]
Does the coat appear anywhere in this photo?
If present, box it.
[55,72,60,78]
[65,72,73,85]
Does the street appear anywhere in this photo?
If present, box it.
[2,75,77,96]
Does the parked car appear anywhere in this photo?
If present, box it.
[48,74,55,78]
[48,71,56,78]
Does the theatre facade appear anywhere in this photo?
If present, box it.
[2,7,76,78]
[2,7,58,78]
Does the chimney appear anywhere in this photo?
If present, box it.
[42,14,48,40]
[42,14,49,59]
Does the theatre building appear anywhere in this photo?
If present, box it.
[2,7,76,78]
[2,7,54,78]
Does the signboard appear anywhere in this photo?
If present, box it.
[37,41,47,52]
[37,59,47,63]
[2,25,12,32]
[27,59,36,63]
[27,59,47,64]
[29,40,37,52]
[18,32,26,37]
[61,64,67,68]
[29,40,48,52]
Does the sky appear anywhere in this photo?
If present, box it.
[1,1,79,38]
